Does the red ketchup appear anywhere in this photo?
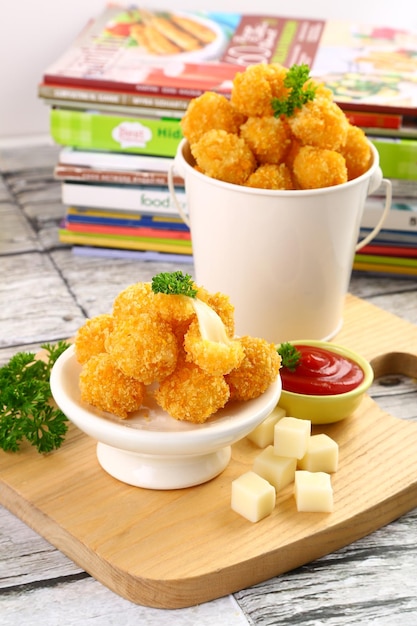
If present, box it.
[280,344,365,395]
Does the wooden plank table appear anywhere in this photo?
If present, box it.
[1,143,417,625]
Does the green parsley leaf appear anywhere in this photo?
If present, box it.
[271,63,317,118]
[277,342,302,371]
[0,340,71,454]
[151,271,198,298]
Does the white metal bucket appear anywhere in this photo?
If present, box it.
[169,139,391,343]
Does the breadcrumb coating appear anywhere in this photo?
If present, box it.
[79,353,146,419]
[112,282,154,320]
[182,63,371,190]
[226,336,281,402]
[154,361,230,423]
[105,314,179,384]
[74,313,114,365]
[231,63,289,116]
[191,129,256,185]
[180,91,246,145]
[240,116,292,164]
[245,163,295,190]
[340,125,373,180]
[288,97,349,151]
[75,280,279,422]
[184,319,245,375]
[293,146,348,189]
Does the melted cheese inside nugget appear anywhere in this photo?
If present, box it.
[79,353,146,419]
[155,360,230,423]
[226,337,281,402]
[184,319,245,376]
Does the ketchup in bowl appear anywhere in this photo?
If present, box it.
[280,344,365,396]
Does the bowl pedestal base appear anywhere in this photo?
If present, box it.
[96,442,232,490]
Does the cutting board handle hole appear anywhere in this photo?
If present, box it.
[370,352,417,387]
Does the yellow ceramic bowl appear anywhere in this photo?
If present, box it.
[277,340,374,424]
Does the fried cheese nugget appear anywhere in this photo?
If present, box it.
[339,124,372,180]
[292,146,348,189]
[191,129,256,185]
[231,63,289,117]
[180,91,246,145]
[74,313,114,365]
[183,318,245,376]
[225,336,281,402]
[245,163,295,190]
[240,116,292,164]
[105,313,179,384]
[288,97,349,151]
[195,286,236,338]
[112,281,155,320]
[154,360,230,423]
[79,353,146,419]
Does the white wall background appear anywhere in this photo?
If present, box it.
[1,0,416,142]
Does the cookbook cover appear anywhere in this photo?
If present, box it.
[42,5,417,114]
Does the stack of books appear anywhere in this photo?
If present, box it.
[39,5,417,268]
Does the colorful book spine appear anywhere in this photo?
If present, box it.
[55,164,184,187]
[61,182,186,216]
[65,206,189,231]
[65,221,191,240]
[59,228,192,254]
[370,137,417,180]
[39,83,190,111]
[50,109,182,157]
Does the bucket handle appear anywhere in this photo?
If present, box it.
[168,162,190,227]
[168,162,393,247]
[355,177,392,252]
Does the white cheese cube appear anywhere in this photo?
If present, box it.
[298,434,339,473]
[253,445,297,492]
[274,417,311,459]
[231,471,276,522]
[294,470,333,512]
[247,405,286,448]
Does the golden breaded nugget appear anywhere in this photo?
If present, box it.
[225,336,281,402]
[105,313,179,384]
[240,116,292,164]
[288,97,349,151]
[340,124,373,180]
[74,313,114,365]
[191,129,256,185]
[79,353,146,419]
[184,319,245,376]
[293,146,348,189]
[245,163,295,190]
[181,91,246,145]
[155,360,230,423]
[231,63,289,117]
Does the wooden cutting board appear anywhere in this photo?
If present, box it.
[1,294,417,609]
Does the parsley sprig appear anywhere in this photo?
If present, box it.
[151,271,197,298]
[277,342,301,371]
[0,341,71,454]
[271,63,317,118]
